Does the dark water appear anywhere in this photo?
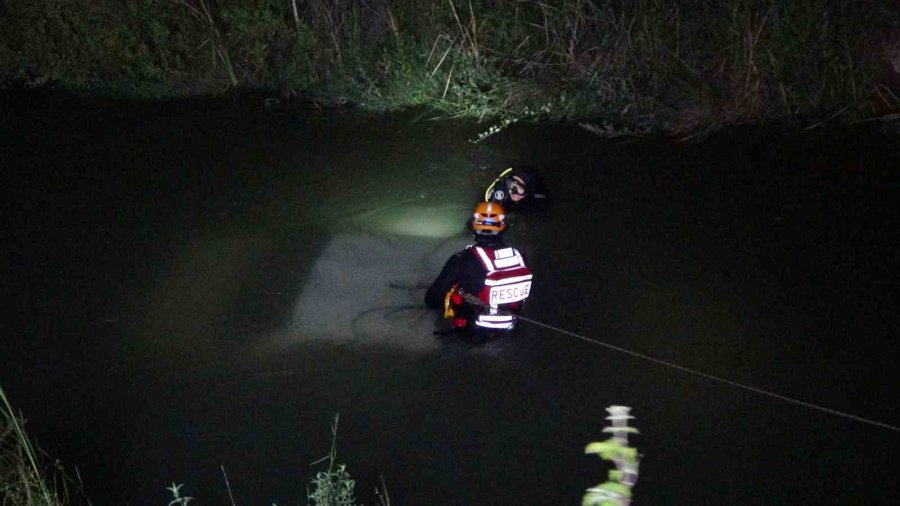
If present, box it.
[2,90,899,505]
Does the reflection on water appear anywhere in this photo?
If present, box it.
[1,92,898,505]
[289,232,450,350]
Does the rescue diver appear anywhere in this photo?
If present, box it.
[483,166,550,209]
[425,201,533,340]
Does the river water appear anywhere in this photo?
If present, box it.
[2,90,898,505]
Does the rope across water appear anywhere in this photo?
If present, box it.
[514,312,900,434]
[456,292,900,433]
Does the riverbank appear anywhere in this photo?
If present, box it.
[2,0,899,136]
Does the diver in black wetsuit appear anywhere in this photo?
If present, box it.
[483,166,550,210]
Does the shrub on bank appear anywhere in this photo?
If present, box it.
[1,0,898,133]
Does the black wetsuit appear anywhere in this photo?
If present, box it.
[424,235,506,309]
[484,167,550,210]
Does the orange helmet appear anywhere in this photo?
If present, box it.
[471,201,506,235]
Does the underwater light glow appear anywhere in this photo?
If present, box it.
[360,203,468,238]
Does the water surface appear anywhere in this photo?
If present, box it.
[2,91,898,505]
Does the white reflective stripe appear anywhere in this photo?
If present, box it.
[482,202,505,222]
[473,246,495,272]
[491,247,525,268]
[475,246,526,271]
[475,320,515,329]
[484,274,532,286]
[476,322,513,329]
[493,255,524,269]
[479,314,514,322]
[485,201,503,217]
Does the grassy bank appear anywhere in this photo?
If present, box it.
[0,386,68,506]
[1,0,898,133]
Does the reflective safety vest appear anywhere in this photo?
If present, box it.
[469,245,533,330]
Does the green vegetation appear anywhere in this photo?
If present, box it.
[306,415,363,506]
[0,386,66,506]
[162,417,366,506]
[582,406,640,506]
[2,386,365,506]
[2,0,898,133]
[166,483,193,506]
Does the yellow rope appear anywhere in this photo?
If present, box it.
[483,167,513,201]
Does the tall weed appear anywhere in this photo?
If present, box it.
[0,386,65,506]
